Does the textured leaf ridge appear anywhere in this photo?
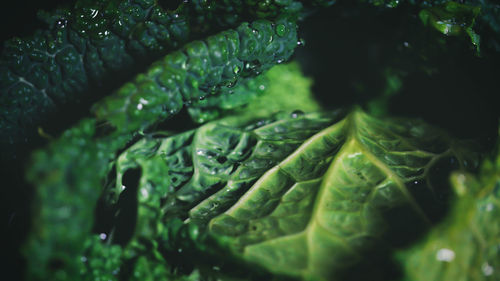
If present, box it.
[202,109,476,280]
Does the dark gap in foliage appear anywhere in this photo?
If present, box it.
[190,181,227,209]
[217,155,228,164]
[295,1,498,145]
[157,0,183,12]
[388,67,499,141]
[114,134,146,160]
[0,161,32,281]
[381,203,430,248]
[0,0,73,47]
[153,107,198,132]
[229,162,240,174]
[92,164,117,236]
[335,243,403,281]
[92,196,116,237]
[118,256,138,281]
[295,2,399,107]
[93,121,117,139]
[112,167,142,246]
[48,258,65,271]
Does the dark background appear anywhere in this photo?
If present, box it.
[0,2,71,281]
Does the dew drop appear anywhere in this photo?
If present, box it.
[290,110,304,118]
[276,24,286,37]
[56,18,67,28]
[486,203,494,212]
[140,187,149,198]
[436,248,455,262]
[90,9,99,19]
[99,233,107,240]
[482,262,494,276]
[233,65,240,74]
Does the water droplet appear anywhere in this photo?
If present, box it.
[258,84,265,91]
[140,187,149,198]
[177,248,183,253]
[80,256,88,263]
[297,38,305,46]
[212,266,221,271]
[137,103,143,110]
[482,262,494,276]
[486,203,494,212]
[210,202,220,210]
[256,120,266,127]
[121,185,126,191]
[276,24,286,37]
[56,18,67,28]
[290,110,304,118]
[436,248,455,262]
[199,96,205,100]
[403,41,409,47]
[99,233,107,240]
[90,9,99,19]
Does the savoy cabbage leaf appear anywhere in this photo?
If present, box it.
[106,107,480,281]
[398,135,500,281]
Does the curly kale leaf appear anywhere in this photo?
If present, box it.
[186,62,321,123]
[105,108,480,281]
[92,18,298,134]
[0,0,190,149]
[398,135,500,281]
[0,0,311,160]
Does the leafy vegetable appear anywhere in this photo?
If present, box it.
[92,17,298,133]
[0,0,316,160]
[27,99,482,280]
[398,135,500,281]
[22,62,319,281]
[1,1,499,281]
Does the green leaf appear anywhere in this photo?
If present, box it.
[398,137,500,281]
[203,109,478,280]
[187,62,321,123]
[112,108,479,280]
